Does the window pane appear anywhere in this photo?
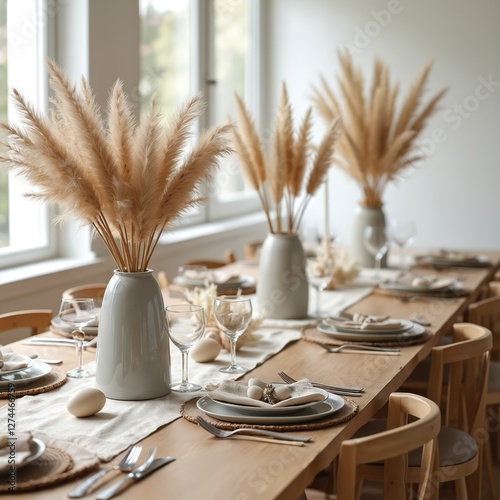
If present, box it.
[212,0,250,198]
[0,0,8,247]
[139,0,191,117]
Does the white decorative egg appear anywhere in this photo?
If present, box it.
[190,338,221,363]
[274,385,292,401]
[412,277,429,289]
[248,378,266,389]
[67,388,106,417]
[247,385,263,400]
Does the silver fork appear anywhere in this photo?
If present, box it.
[196,416,311,442]
[278,371,364,395]
[396,295,457,303]
[319,344,400,355]
[96,447,157,500]
[68,445,142,498]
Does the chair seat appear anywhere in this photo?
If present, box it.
[355,419,478,467]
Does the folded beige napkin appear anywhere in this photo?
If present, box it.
[0,432,33,471]
[0,346,30,372]
[325,313,403,331]
[208,379,325,408]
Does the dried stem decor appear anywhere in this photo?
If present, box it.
[311,51,447,208]
[0,61,232,272]
[232,82,340,234]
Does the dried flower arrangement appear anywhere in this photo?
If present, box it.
[0,61,232,272]
[184,284,263,351]
[231,82,340,234]
[311,51,447,208]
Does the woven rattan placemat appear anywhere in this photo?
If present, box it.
[301,325,432,348]
[0,444,99,493]
[0,367,67,399]
[181,396,358,431]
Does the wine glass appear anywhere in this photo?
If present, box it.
[58,298,97,378]
[305,257,334,317]
[214,296,252,374]
[363,225,389,278]
[177,265,210,288]
[165,304,205,392]
[390,219,416,270]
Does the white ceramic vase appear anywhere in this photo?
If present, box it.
[256,233,309,319]
[95,269,171,400]
[350,206,388,268]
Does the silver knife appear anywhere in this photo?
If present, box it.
[96,457,175,500]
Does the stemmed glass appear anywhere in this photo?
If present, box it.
[58,298,97,378]
[363,225,389,278]
[305,257,334,317]
[177,265,210,288]
[165,304,205,392]
[214,296,252,374]
[390,219,416,270]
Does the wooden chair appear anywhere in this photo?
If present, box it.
[62,283,107,305]
[336,392,441,500]
[467,294,500,498]
[186,249,236,269]
[0,309,53,337]
[354,323,492,499]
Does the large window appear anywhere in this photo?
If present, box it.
[140,0,261,223]
[0,0,53,269]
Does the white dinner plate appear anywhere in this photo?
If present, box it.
[173,274,255,290]
[379,278,455,294]
[208,388,329,416]
[0,355,35,377]
[197,394,345,424]
[317,322,426,342]
[0,438,46,473]
[0,361,51,387]
[51,315,99,336]
[327,319,414,335]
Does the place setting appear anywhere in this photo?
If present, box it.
[301,311,430,347]
[181,377,359,433]
[0,346,66,398]
[172,264,256,296]
[414,249,492,269]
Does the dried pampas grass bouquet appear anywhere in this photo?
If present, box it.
[231,82,340,235]
[0,60,232,272]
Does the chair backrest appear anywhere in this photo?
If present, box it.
[62,283,107,305]
[186,250,236,269]
[427,323,491,434]
[467,294,500,354]
[0,309,53,337]
[336,392,441,500]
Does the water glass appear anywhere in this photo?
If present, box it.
[305,257,334,317]
[214,296,252,374]
[363,225,389,278]
[166,304,205,392]
[390,219,416,269]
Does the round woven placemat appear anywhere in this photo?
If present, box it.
[0,444,98,493]
[301,325,432,348]
[181,396,358,431]
[0,367,67,399]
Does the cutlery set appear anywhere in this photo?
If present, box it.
[22,337,98,348]
[68,446,175,499]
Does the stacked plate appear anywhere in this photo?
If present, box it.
[196,387,345,424]
[416,251,490,268]
[173,274,256,293]
[379,277,456,294]
[0,356,52,388]
[0,436,46,473]
[318,318,426,342]
[50,313,99,337]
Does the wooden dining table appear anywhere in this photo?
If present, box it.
[4,250,500,499]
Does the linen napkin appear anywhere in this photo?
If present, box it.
[324,313,403,331]
[208,379,325,408]
[0,432,33,471]
[0,346,30,372]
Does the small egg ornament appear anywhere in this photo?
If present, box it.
[190,338,221,363]
[247,378,266,389]
[412,277,429,289]
[247,385,264,400]
[67,388,106,417]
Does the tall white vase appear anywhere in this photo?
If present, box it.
[257,233,309,319]
[95,269,171,400]
[350,206,388,268]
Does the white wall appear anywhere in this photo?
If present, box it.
[263,0,500,250]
